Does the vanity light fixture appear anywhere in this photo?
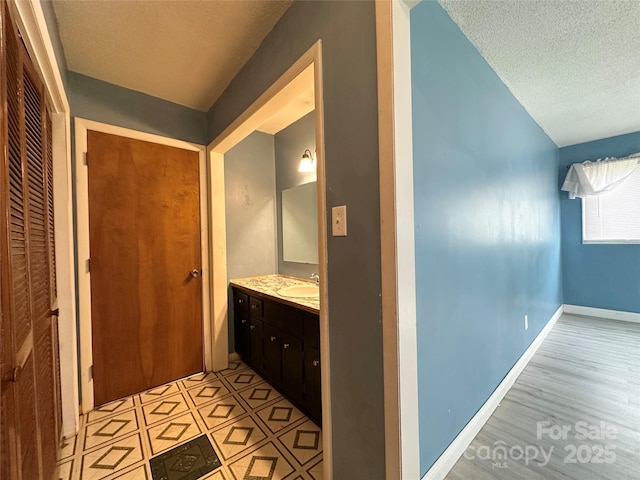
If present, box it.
[298,149,316,173]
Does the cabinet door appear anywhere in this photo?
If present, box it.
[249,319,264,373]
[263,324,282,387]
[234,290,249,312]
[303,313,320,348]
[233,290,250,359]
[304,346,322,424]
[234,313,250,360]
[281,333,304,405]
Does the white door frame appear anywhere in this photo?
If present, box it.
[376,0,421,478]
[74,118,211,413]
[207,41,332,479]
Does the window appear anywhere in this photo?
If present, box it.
[582,166,640,243]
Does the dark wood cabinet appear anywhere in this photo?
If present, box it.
[232,286,321,424]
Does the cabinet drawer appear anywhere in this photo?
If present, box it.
[263,300,303,338]
[249,297,263,318]
[235,290,249,312]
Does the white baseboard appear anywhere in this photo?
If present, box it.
[563,304,640,324]
[421,305,564,480]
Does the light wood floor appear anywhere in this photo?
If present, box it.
[446,314,640,480]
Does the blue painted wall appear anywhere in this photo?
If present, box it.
[411,2,563,474]
[68,72,207,145]
[559,131,640,313]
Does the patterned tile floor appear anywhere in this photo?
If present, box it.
[55,361,323,480]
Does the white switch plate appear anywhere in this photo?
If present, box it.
[332,205,347,236]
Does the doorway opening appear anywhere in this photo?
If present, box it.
[74,119,210,413]
[207,41,332,476]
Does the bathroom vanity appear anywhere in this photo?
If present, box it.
[230,275,321,424]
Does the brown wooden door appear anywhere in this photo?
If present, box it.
[87,131,203,406]
[1,4,61,479]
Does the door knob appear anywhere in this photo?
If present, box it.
[2,366,20,383]
[189,269,200,278]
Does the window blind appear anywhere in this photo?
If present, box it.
[583,166,640,243]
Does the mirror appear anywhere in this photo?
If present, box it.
[282,182,318,264]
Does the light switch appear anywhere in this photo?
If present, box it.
[332,205,347,236]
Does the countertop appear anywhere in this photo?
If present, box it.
[229,274,320,313]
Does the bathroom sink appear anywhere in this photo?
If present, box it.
[278,285,319,298]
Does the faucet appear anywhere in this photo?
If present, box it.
[310,273,320,284]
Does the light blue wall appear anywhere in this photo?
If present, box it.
[411,2,563,474]
[275,112,318,279]
[68,72,207,145]
[225,131,278,282]
[559,131,640,313]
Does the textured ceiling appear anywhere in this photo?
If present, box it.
[52,0,292,111]
[439,0,640,147]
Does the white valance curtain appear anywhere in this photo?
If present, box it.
[561,152,640,199]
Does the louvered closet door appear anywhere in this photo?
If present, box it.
[0,5,60,479]
[0,7,19,480]
[0,8,20,471]
[24,54,59,480]
[3,16,42,480]
[1,7,14,478]
[45,109,62,444]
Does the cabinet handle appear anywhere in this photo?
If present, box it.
[283,343,290,349]
[250,325,256,330]
[239,299,244,304]
[270,336,277,342]
[251,304,258,310]
[312,360,319,367]
[241,319,247,324]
